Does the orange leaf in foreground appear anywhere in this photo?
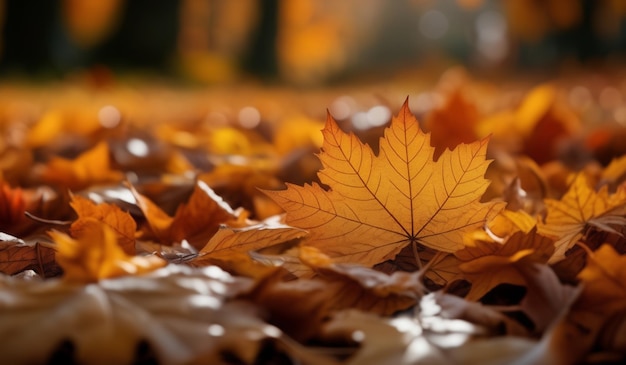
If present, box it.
[69,194,136,255]
[130,180,237,250]
[50,218,165,282]
[40,142,124,190]
[456,228,555,301]
[266,99,503,268]
[538,173,626,263]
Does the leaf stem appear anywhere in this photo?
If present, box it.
[412,241,422,270]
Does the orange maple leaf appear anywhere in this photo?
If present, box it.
[129,180,238,250]
[538,173,626,263]
[69,194,136,255]
[266,99,503,268]
[50,218,165,282]
[40,141,124,190]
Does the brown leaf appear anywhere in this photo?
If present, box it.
[425,89,479,159]
[130,180,237,249]
[0,232,59,277]
[548,244,626,364]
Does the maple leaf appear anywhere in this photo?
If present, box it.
[266,99,503,268]
[130,180,237,250]
[39,141,124,191]
[50,218,165,282]
[538,173,626,263]
[69,194,136,255]
[456,228,555,301]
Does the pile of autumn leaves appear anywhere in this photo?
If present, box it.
[1,79,626,364]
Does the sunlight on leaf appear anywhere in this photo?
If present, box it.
[51,218,165,282]
[266,99,503,270]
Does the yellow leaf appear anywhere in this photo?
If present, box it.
[69,194,136,255]
[51,218,165,282]
[193,215,307,261]
[40,142,124,191]
[538,173,626,263]
[266,99,503,268]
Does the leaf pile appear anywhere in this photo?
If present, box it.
[2,75,626,364]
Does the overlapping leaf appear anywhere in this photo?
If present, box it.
[538,173,626,263]
[266,99,503,267]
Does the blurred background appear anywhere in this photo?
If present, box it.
[2,0,626,86]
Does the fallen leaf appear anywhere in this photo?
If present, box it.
[266,99,503,270]
[39,141,124,191]
[0,265,281,365]
[50,218,165,282]
[69,194,136,255]
[300,246,424,315]
[517,263,581,333]
[0,232,59,277]
[538,173,626,263]
[192,215,307,262]
[130,180,237,249]
[547,244,626,364]
[425,88,479,159]
[456,228,555,301]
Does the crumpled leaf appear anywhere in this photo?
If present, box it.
[69,194,136,255]
[0,232,59,277]
[130,180,237,250]
[456,228,555,301]
[39,141,124,191]
[266,99,503,270]
[547,244,626,364]
[0,265,282,365]
[50,218,165,282]
[300,246,424,316]
[538,173,626,263]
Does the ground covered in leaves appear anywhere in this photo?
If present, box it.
[1,68,626,364]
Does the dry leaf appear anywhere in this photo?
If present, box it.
[192,215,307,262]
[266,99,503,270]
[548,244,626,364]
[0,232,59,277]
[50,218,165,282]
[456,228,555,301]
[0,265,280,365]
[40,141,124,191]
[300,246,424,315]
[538,173,626,263]
[425,89,479,159]
[69,194,136,255]
[130,180,237,249]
